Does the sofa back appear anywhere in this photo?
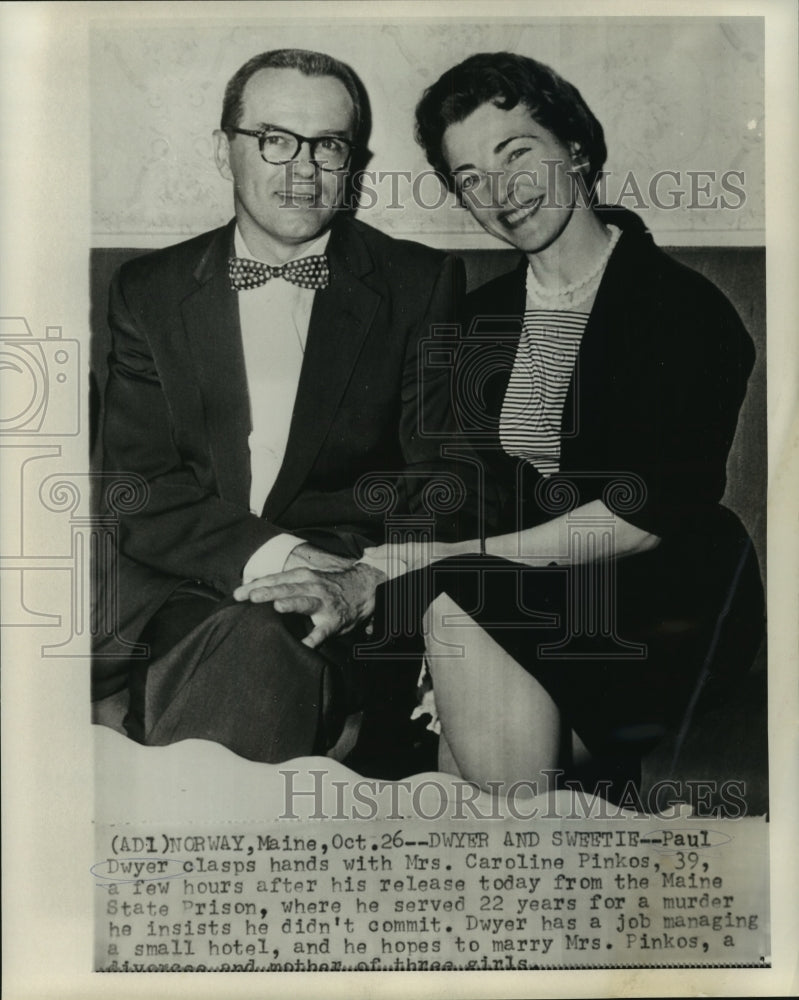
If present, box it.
[90,244,766,574]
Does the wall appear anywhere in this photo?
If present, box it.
[90,17,764,248]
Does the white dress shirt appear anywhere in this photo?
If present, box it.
[237,227,331,583]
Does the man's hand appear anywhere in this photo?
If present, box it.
[233,563,387,649]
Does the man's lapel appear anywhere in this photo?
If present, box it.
[180,220,252,508]
[264,218,381,521]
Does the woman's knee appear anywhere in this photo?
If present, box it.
[423,592,474,656]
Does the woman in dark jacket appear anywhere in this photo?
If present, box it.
[361,52,764,798]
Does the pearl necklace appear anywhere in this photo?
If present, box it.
[526,225,621,309]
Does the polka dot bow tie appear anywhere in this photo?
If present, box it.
[228,254,330,291]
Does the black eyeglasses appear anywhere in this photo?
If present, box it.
[229,125,355,172]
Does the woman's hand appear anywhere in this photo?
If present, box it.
[361,538,458,577]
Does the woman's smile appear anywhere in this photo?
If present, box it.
[498,193,544,229]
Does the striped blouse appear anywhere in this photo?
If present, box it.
[499,307,588,477]
[499,225,621,476]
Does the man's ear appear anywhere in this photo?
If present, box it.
[213,129,234,181]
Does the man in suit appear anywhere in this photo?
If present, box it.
[92,49,466,765]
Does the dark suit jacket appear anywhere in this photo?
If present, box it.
[459,206,757,544]
[93,216,466,698]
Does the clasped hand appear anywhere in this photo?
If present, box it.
[233,543,386,649]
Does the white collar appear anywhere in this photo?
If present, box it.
[234,226,331,266]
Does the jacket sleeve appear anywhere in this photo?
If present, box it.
[102,267,284,595]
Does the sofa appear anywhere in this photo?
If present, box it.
[90,241,768,812]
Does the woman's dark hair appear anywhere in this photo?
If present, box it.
[415,52,607,192]
[221,49,367,144]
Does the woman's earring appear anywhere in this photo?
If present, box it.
[569,145,589,171]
